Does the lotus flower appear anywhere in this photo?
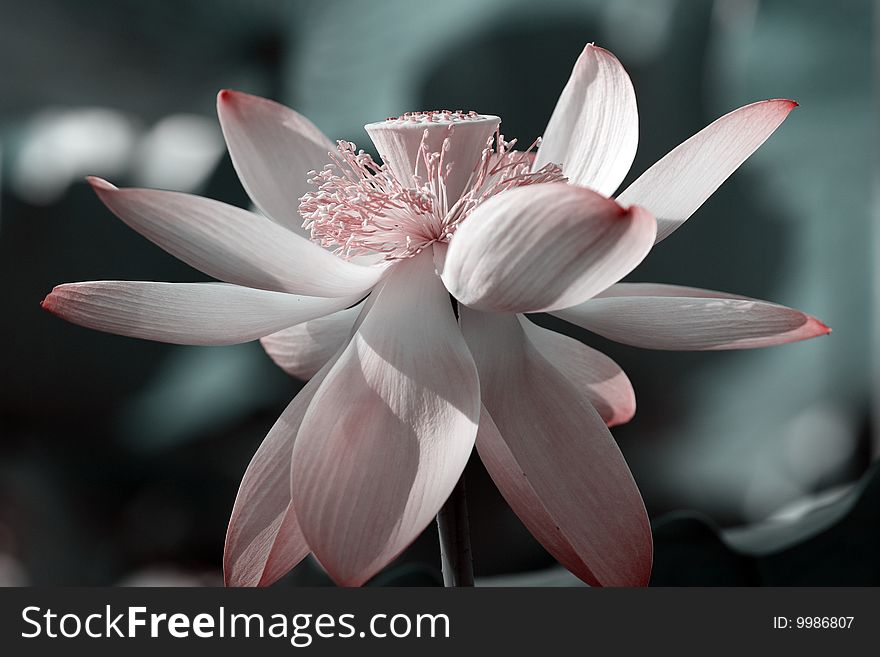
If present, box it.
[42,44,829,588]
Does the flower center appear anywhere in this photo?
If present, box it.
[299,111,566,260]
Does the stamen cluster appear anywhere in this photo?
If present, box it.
[299,125,566,259]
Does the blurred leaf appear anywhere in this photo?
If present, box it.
[651,463,880,585]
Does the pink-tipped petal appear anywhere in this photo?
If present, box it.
[42,281,359,345]
[291,252,480,586]
[463,308,652,586]
[554,283,830,350]
[217,89,335,234]
[519,316,635,427]
[534,44,638,197]
[260,303,362,380]
[617,99,797,243]
[442,183,656,313]
[89,178,383,298]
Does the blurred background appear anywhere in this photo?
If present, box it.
[0,0,875,585]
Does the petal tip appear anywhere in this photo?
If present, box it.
[217,88,240,105]
[754,98,798,111]
[334,575,368,588]
[222,571,264,588]
[315,559,371,588]
[767,98,798,113]
[223,561,282,588]
[808,316,832,337]
[86,176,117,192]
[256,571,281,588]
[624,203,659,241]
[607,398,636,428]
[222,548,271,589]
[217,88,277,113]
[579,42,622,66]
[216,89,252,115]
[40,286,66,315]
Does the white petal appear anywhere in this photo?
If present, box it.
[442,183,656,313]
[617,100,797,243]
[43,281,359,345]
[534,44,638,196]
[291,252,480,586]
[217,89,335,234]
[554,283,831,350]
[260,304,361,380]
[595,282,746,299]
[462,308,652,586]
[89,178,384,297]
[519,316,635,427]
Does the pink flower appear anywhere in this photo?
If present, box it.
[42,44,829,588]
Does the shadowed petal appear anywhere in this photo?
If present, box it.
[617,100,797,243]
[519,316,635,427]
[554,283,830,350]
[261,304,362,380]
[462,308,652,586]
[442,183,656,313]
[42,281,359,345]
[89,177,383,297]
[534,44,638,196]
[217,89,335,235]
[224,358,335,587]
[227,302,364,586]
[291,252,480,586]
